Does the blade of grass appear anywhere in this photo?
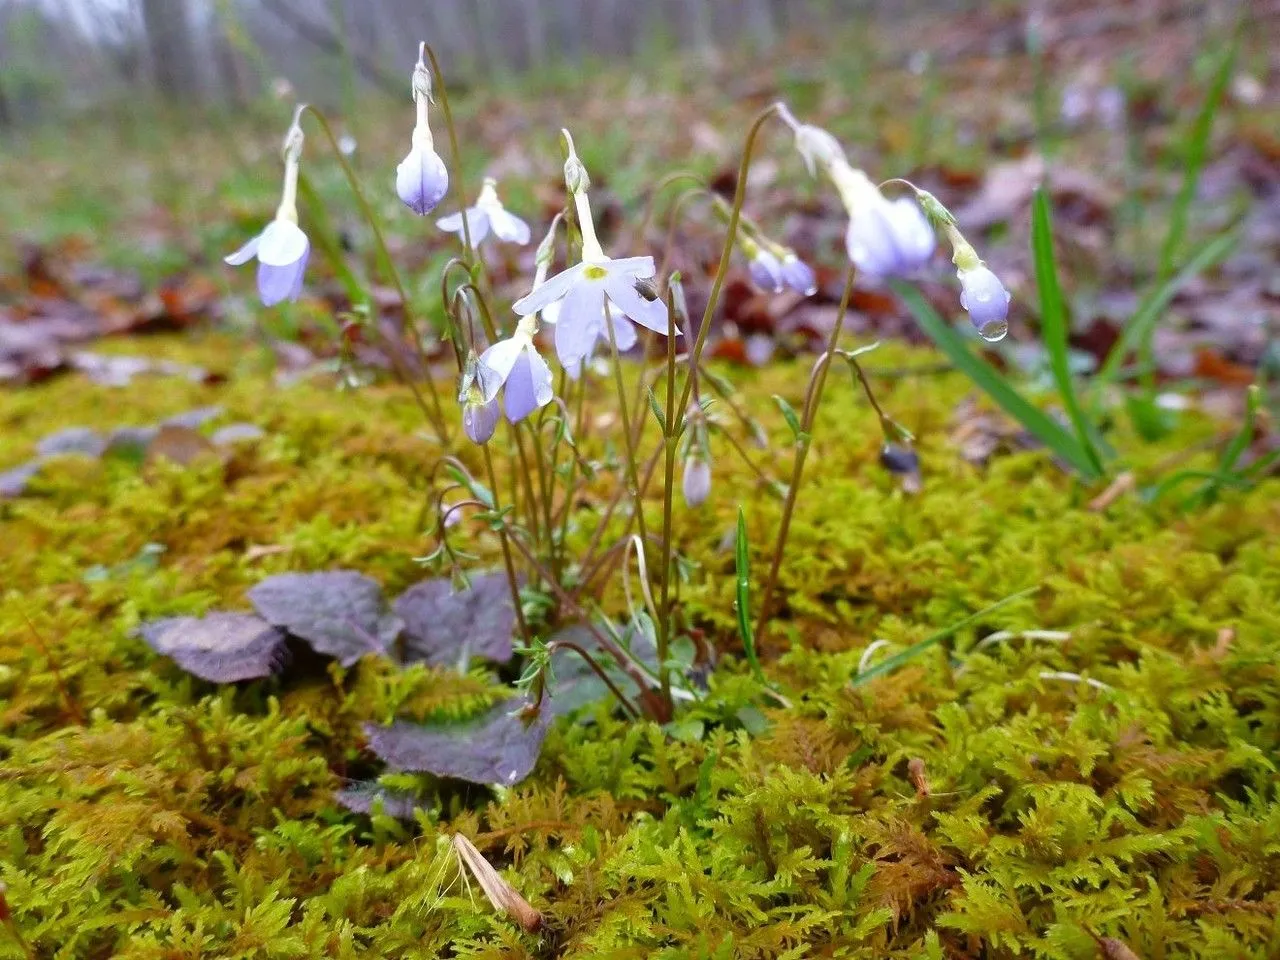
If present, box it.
[1157,38,1236,281]
[734,507,766,687]
[853,586,1040,688]
[1095,229,1239,388]
[894,283,1103,480]
[1031,188,1105,476]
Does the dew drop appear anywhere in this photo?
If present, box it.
[979,319,1009,342]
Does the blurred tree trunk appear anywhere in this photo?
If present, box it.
[520,0,547,69]
[743,0,776,47]
[141,0,200,100]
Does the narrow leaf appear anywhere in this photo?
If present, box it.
[772,395,803,442]
[853,586,1040,688]
[734,508,766,686]
[894,283,1102,480]
[1031,188,1105,476]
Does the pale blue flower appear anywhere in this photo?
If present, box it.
[845,196,935,279]
[225,219,310,307]
[748,249,784,292]
[512,256,672,373]
[437,178,531,246]
[958,265,1011,342]
[477,325,555,424]
[778,253,818,296]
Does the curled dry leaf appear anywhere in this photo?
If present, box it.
[139,612,288,682]
[451,834,542,933]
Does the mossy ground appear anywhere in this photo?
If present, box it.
[2,332,1278,958]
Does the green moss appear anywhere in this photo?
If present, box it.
[2,335,1278,958]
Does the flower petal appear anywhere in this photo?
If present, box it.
[605,273,673,335]
[257,220,309,267]
[606,256,657,279]
[512,263,588,316]
[463,397,501,444]
[258,259,304,307]
[501,349,551,423]
[224,231,263,266]
[397,146,450,216]
[780,256,818,297]
[525,345,555,408]
[609,308,638,352]
[437,208,491,245]
[488,208,532,246]
[749,251,784,292]
[554,280,606,372]
[889,197,936,271]
[477,337,526,400]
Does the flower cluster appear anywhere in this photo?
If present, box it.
[778,104,1010,340]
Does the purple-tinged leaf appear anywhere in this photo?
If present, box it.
[334,781,422,820]
[211,423,265,446]
[1,458,46,499]
[365,699,550,786]
[139,612,287,682]
[161,406,224,430]
[36,427,108,458]
[392,573,516,667]
[248,570,402,666]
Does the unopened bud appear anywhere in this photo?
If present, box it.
[682,455,712,507]
[560,129,590,194]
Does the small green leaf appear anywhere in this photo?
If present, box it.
[647,386,668,435]
[772,395,803,442]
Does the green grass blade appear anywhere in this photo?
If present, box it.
[894,283,1103,480]
[1096,230,1239,388]
[1031,188,1105,476]
[1158,39,1236,280]
[734,508,765,685]
[853,586,1040,687]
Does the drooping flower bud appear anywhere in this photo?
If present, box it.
[682,454,712,507]
[396,45,449,216]
[893,185,1010,341]
[958,265,1012,342]
[747,245,784,293]
[778,252,818,297]
[458,352,501,444]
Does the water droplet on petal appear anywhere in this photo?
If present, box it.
[979,319,1009,342]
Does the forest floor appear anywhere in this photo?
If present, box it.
[1,2,1279,958]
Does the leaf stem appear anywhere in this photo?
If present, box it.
[753,265,856,648]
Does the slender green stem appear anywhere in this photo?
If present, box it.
[754,265,857,647]
[544,640,641,719]
[529,417,556,559]
[501,524,669,721]
[510,423,542,547]
[299,105,450,442]
[675,104,780,419]
[636,171,707,248]
[554,375,590,555]
[604,299,650,551]
[657,288,680,708]
[482,446,532,646]
[657,186,712,285]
